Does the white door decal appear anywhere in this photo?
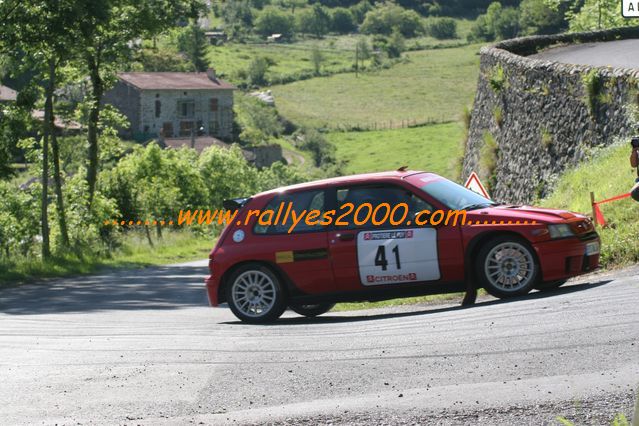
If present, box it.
[357,228,440,286]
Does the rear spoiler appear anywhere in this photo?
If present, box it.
[222,197,251,212]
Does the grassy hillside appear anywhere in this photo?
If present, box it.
[270,44,480,129]
[541,144,639,267]
[327,122,463,178]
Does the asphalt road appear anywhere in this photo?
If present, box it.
[0,261,638,425]
[530,39,639,69]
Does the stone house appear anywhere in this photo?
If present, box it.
[0,84,17,104]
[104,69,235,140]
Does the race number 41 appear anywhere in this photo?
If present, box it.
[623,0,639,17]
[357,228,441,286]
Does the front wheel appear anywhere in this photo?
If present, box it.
[475,236,539,299]
[289,303,335,318]
[226,264,287,324]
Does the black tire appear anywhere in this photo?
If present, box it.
[535,279,567,291]
[225,263,287,324]
[289,303,335,318]
[475,236,539,299]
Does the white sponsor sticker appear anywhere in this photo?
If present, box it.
[357,228,440,286]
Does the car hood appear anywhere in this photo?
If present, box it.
[467,205,587,224]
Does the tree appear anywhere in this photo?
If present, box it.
[297,4,331,38]
[354,37,371,75]
[563,0,634,31]
[311,47,324,75]
[72,0,202,207]
[178,23,209,71]
[221,0,254,40]
[468,2,520,42]
[519,0,567,35]
[331,8,356,34]
[247,57,270,86]
[360,4,423,37]
[0,0,81,255]
[255,6,295,38]
[426,17,458,40]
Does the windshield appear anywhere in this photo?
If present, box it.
[416,177,495,210]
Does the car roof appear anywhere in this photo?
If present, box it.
[254,170,438,199]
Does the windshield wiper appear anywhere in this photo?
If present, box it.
[461,202,497,211]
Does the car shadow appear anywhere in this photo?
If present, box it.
[0,264,210,315]
[220,279,613,326]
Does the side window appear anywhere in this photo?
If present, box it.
[254,190,325,234]
[336,185,434,229]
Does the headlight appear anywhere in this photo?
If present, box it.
[548,224,575,239]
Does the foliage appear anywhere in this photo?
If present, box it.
[479,131,498,190]
[360,4,424,38]
[541,143,639,268]
[220,0,254,40]
[0,104,32,179]
[425,17,458,40]
[582,69,602,115]
[331,8,357,34]
[296,4,332,38]
[235,94,284,145]
[468,2,520,42]
[311,47,325,75]
[349,1,374,24]
[518,0,567,35]
[177,23,209,72]
[247,56,271,86]
[565,0,636,32]
[0,181,40,258]
[295,127,336,167]
[489,65,507,93]
[255,6,295,38]
[131,48,194,72]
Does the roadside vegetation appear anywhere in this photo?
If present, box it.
[541,143,639,268]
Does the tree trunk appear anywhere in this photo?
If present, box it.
[47,58,70,247]
[86,54,103,208]
[41,95,51,260]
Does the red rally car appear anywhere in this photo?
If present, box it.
[205,170,600,323]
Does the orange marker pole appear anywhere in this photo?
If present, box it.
[590,192,597,227]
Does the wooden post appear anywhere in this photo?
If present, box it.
[590,191,597,226]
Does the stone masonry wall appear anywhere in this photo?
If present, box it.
[462,27,639,204]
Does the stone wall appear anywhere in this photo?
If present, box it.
[463,27,639,204]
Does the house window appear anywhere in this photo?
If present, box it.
[155,100,161,118]
[179,120,195,137]
[209,119,219,136]
[209,98,218,112]
[177,100,195,118]
[162,122,173,138]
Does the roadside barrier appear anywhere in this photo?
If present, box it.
[590,191,631,227]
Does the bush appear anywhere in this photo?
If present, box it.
[360,4,423,37]
[349,0,373,24]
[255,6,295,38]
[518,0,567,36]
[296,4,331,38]
[425,17,457,40]
[468,2,520,42]
[331,7,356,34]
[247,56,270,86]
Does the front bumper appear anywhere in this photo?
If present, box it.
[534,235,600,282]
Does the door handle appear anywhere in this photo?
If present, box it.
[336,233,355,241]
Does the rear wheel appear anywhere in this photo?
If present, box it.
[226,264,287,324]
[535,279,567,291]
[289,303,335,318]
[475,236,539,298]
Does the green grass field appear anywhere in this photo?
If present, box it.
[541,143,639,268]
[270,44,480,129]
[327,122,464,178]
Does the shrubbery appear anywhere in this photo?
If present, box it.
[425,17,457,40]
[360,4,423,37]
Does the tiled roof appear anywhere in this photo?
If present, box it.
[118,72,235,90]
